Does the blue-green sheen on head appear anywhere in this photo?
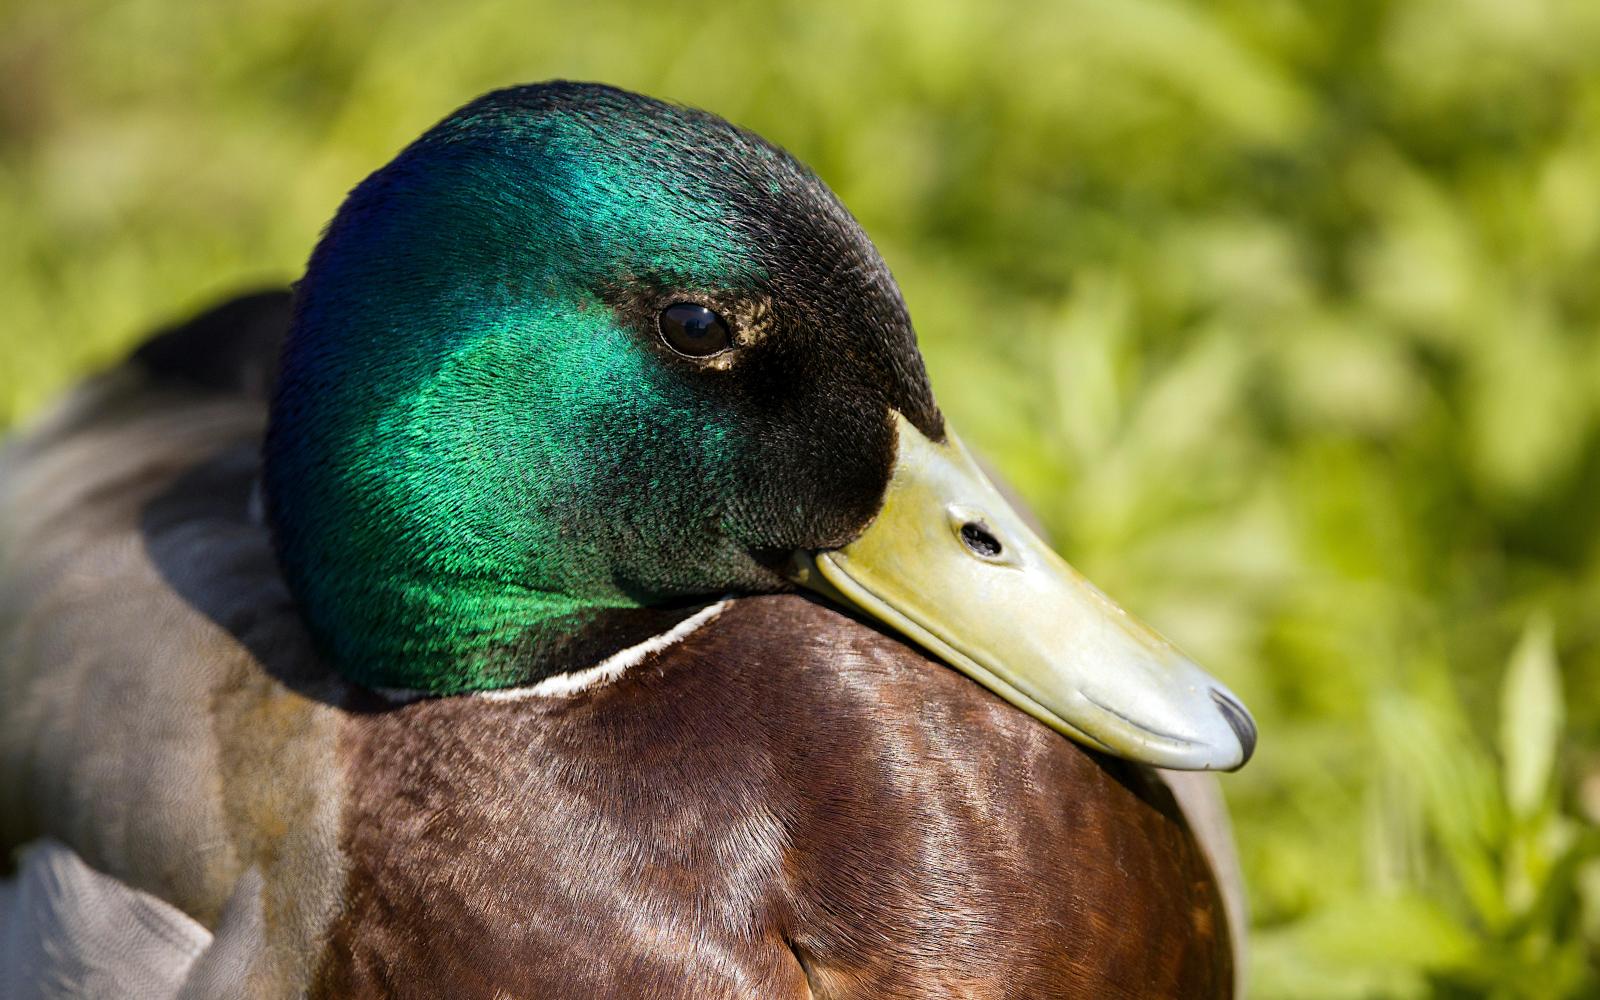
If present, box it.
[265,83,942,691]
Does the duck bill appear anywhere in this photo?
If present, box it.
[792,413,1256,771]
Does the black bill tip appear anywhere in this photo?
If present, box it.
[1211,688,1257,768]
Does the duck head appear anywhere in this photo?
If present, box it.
[263,82,1255,770]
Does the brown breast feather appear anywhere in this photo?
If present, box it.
[316,595,1231,999]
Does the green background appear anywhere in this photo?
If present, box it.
[3,1,1597,995]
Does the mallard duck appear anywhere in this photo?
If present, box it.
[0,82,1255,998]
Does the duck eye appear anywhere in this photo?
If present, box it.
[658,302,732,357]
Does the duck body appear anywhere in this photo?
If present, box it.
[0,296,1235,997]
[1,83,1249,998]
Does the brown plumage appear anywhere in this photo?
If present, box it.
[0,291,1237,997]
[318,594,1230,998]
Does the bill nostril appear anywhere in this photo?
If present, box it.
[1210,689,1257,766]
[959,522,1003,559]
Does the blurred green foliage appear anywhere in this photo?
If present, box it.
[3,0,1598,995]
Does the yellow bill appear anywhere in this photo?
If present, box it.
[793,413,1256,771]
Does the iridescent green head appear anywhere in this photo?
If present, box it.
[265,82,942,692]
[265,82,1257,771]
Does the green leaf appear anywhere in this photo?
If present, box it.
[1375,692,1505,927]
[1500,613,1563,822]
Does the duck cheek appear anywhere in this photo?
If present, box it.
[817,420,904,549]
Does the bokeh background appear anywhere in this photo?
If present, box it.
[3,1,1598,995]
